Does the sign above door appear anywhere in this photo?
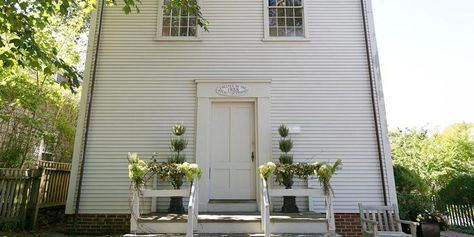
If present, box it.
[215,84,249,96]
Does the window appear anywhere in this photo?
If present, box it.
[156,0,199,39]
[267,0,306,38]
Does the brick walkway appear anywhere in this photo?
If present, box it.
[442,231,474,237]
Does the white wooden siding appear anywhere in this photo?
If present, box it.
[71,0,392,214]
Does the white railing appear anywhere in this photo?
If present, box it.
[259,180,323,236]
[130,177,199,236]
[186,179,198,237]
[261,178,271,237]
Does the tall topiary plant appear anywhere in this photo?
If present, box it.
[167,123,187,213]
[275,124,299,212]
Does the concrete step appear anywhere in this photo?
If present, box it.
[125,234,326,237]
[136,212,327,234]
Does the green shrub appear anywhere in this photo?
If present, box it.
[393,164,428,195]
[438,174,474,205]
[397,193,431,221]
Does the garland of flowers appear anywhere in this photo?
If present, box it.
[127,153,202,190]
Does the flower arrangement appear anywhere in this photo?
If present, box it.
[258,162,277,180]
[126,123,202,214]
[177,162,203,182]
[416,210,449,230]
[315,160,342,196]
[127,153,149,190]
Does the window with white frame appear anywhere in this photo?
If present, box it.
[158,0,198,38]
[267,0,305,37]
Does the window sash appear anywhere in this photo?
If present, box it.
[266,0,307,38]
[157,0,198,38]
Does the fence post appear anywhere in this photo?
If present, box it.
[24,168,44,230]
[19,170,32,229]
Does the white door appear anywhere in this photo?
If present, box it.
[209,102,256,200]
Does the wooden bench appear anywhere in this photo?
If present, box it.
[358,203,418,237]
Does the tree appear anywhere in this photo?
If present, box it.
[0,0,207,168]
[0,0,207,91]
[390,123,474,194]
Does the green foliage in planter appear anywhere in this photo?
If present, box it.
[276,124,294,188]
[166,123,188,188]
[279,154,293,165]
[315,160,342,196]
[172,123,187,136]
[275,164,295,188]
[438,174,474,205]
[294,162,321,180]
[278,124,290,138]
[170,137,187,153]
[169,154,186,164]
[279,139,293,154]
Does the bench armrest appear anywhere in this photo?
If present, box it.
[398,219,418,237]
[398,220,419,226]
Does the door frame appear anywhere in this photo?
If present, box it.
[195,80,272,212]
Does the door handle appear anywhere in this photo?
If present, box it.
[251,152,255,162]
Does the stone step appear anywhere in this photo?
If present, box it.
[135,212,327,234]
[125,234,326,237]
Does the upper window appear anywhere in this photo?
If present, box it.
[156,0,198,39]
[267,0,305,38]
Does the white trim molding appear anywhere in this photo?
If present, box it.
[194,80,272,212]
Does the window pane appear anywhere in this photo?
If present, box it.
[286,18,294,26]
[163,17,170,27]
[278,18,286,27]
[285,0,294,6]
[172,17,179,27]
[287,27,295,36]
[269,17,277,27]
[189,27,196,36]
[180,27,188,36]
[270,27,278,36]
[295,8,302,17]
[180,17,188,27]
[277,8,285,17]
[171,27,179,36]
[295,17,303,27]
[277,0,286,6]
[268,0,276,6]
[172,8,179,16]
[189,17,196,26]
[294,0,302,6]
[285,8,294,17]
[269,8,277,17]
[278,28,286,36]
[163,7,171,16]
[162,27,171,36]
[295,27,304,36]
